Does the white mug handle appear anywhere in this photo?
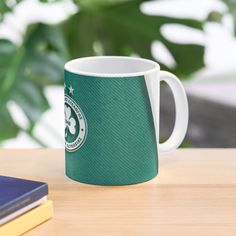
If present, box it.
[159,71,189,154]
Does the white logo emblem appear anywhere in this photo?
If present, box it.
[64,94,87,152]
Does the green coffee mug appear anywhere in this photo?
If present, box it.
[64,56,188,186]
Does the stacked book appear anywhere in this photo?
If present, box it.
[0,176,53,235]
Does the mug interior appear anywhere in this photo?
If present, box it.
[64,56,159,77]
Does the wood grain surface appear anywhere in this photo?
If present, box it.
[0,149,236,236]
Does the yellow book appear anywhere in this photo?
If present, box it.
[0,200,53,236]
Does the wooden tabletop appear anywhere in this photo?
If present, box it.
[0,149,236,236]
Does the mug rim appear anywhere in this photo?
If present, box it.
[64,56,160,77]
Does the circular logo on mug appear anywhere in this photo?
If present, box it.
[64,94,87,152]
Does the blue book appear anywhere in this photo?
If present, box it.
[0,176,48,221]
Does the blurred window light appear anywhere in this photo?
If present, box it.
[33,86,64,148]
[3,132,41,148]
[161,24,205,45]
[151,41,177,69]
[7,101,30,130]
[0,0,77,44]
[204,22,236,68]
[141,0,227,20]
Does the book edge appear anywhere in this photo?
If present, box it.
[0,196,47,225]
[0,200,53,236]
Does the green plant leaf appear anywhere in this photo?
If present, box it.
[0,106,19,142]
[0,2,11,17]
[0,0,22,19]
[10,80,50,123]
[0,24,68,142]
[62,0,204,78]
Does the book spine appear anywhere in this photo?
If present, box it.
[0,184,48,219]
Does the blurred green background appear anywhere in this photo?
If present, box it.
[0,0,236,147]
